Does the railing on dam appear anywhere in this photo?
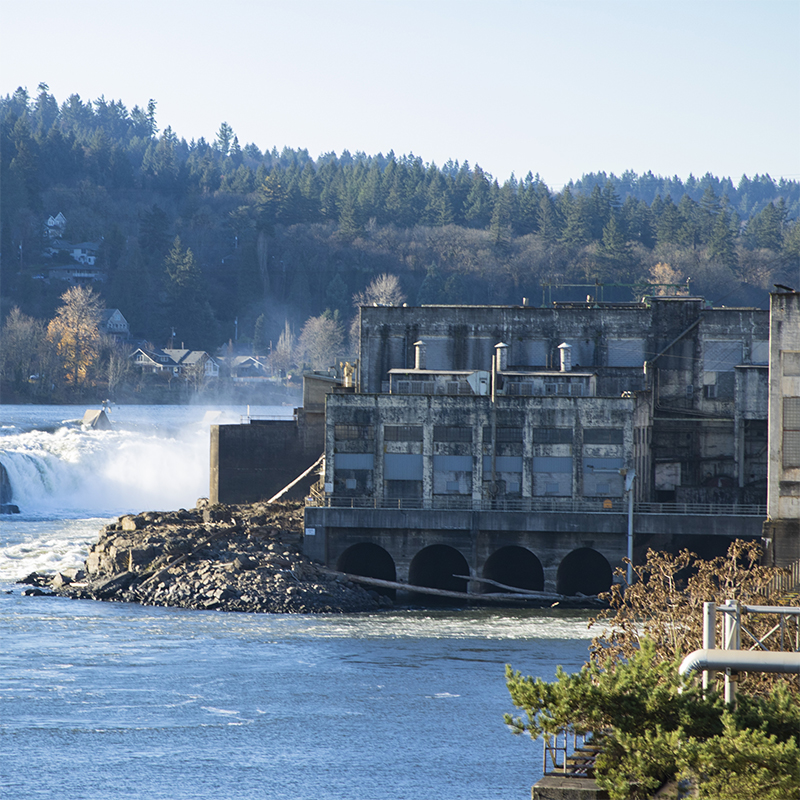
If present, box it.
[306,495,767,517]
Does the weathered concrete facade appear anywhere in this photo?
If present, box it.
[323,392,635,504]
[356,298,769,505]
[763,291,800,568]
[301,297,769,596]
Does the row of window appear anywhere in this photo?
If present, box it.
[335,424,624,444]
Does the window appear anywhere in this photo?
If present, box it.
[433,455,473,472]
[583,428,623,445]
[482,427,523,443]
[433,426,473,442]
[385,480,422,499]
[334,454,374,470]
[384,453,424,480]
[533,456,572,473]
[533,428,573,444]
[784,398,800,468]
[703,340,742,372]
[608,339,645,367]
[482,456,523,473]
[384,425,423,441]
[751,340,769,365]
[335,424,374,440]
[784,353,800,377]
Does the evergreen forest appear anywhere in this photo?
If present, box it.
[2,84,799,355]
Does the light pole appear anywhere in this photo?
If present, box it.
[622,469,636,585]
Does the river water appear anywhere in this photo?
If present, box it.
[0,404,594,800]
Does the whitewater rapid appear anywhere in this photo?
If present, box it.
[0,404,292,582]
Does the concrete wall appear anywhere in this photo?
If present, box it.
[324,392,635,504]
[765,291,800,567]
[768,291,800,520]
[303,506,762,594]
[210,416,323,504]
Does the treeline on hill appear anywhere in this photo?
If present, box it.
[2,84,799,358]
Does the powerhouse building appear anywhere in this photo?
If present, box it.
[321,296,769,510]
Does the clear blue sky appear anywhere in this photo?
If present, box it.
[4,0,799,189]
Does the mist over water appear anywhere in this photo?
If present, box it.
[0,404,291,581]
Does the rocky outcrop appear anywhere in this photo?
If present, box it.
[30,500,385,613]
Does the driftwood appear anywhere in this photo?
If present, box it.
[452,574,566,601]
[267,455,324,504]
[320,568,573,604]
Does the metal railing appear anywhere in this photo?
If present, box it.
[766,559,800,595]
[306,495,767,516]
[240,414,295,424]
[634,502,766,517]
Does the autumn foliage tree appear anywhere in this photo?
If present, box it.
[47,286,103,388]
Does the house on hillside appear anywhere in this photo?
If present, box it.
[226,355,271,381]
[130,347,219,378]
[100,309,130,340]
[69,241,100,265]
[45,263,106,285]
[45,212,66,240]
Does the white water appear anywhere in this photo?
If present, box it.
[0,404,292,582]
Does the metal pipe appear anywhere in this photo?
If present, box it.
[723,599,741,704]
[647,316,703,366]
[679,649,800,678]
[702,601,716,691]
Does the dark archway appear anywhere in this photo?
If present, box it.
[336,543,396,599]
[408,545,470,598]
[556,548,613,596]
[482,546,544,593]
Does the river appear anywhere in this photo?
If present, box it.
[0,404,594,800]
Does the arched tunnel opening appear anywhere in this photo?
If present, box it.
[556,547,613,597]
[482,546,544,593]
[408,545,469,603]
[336,542,396,599]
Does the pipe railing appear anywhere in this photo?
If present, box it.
[682,600,800,706]
[306,495,766,516]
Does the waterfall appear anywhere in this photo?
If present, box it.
[0,424,209,518]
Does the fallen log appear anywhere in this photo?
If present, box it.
[453,574,565,600]
[267,454,324,504]
[319,568,575,604]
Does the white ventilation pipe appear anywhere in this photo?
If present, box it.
[414,340,426,370]
[495,342,508,372]
[679,649,800,678]
[558,342,572,372]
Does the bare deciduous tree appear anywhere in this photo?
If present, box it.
[352,273,406,307]
[299,314,345,371]
[270,320,296,374]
